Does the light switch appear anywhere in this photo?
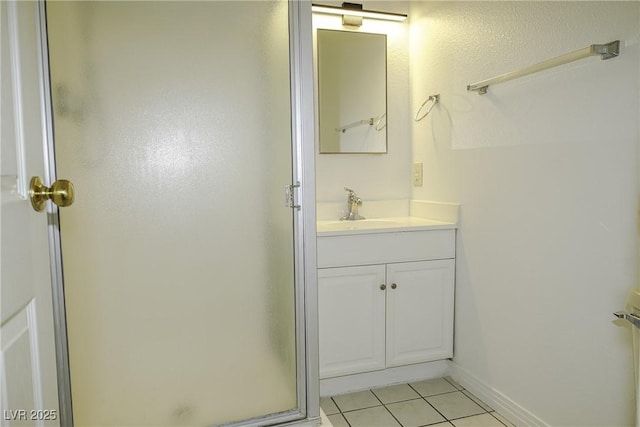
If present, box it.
[412,162,423,187]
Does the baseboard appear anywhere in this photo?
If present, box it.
[448,361,550,426]
[320,360,449,397]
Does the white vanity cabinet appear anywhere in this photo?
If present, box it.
[318,265,387,378]
[385,260,454,367]
[317,228,456,380]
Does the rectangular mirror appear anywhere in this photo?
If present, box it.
[317,29,387,154]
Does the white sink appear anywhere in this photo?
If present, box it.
[319,219,403,228]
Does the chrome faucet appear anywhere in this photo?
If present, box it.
[340,187,365,221]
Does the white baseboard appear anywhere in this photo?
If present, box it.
[448,361,550,426]
[320,360,449,397]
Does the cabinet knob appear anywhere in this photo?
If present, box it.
[391,283,397,289]
[380,284,386,291]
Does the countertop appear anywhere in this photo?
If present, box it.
[316,216,457,237]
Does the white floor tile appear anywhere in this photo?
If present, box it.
[386,398,446,427]
[451,413,504,427]
[325,377,498,427]
[332,390,381,412]
[327,413,348,427]
[426,391,485,420]
[372,383,421,404]
[343,406,401,427]
[320,397,340,415]
[462,390,493,412]
[410,378,458,397]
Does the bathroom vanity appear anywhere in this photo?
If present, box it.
[316,217,457,390]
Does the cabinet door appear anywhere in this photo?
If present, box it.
[318,265,386,378]
[386,260,455,367]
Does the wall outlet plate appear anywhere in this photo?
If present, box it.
[413,162,423,187]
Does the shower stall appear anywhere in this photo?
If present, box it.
[41,1,317,425]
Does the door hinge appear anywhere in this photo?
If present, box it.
[285,182,301,210]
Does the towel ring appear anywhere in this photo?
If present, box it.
[414,94,440,122]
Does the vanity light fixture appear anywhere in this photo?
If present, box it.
[312,2,407,26]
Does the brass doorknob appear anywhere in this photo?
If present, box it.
[29,176,75,212]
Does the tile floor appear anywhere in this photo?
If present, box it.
[320,377,515,427]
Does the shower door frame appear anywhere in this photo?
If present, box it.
[35,1,319,426]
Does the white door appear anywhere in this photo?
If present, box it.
[318,265,386,378]
[386,260,455,367]
[1,1,60,425]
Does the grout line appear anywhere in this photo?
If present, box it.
[407,383,420,395]
[333,391,382,414]
[382,403,404,427]
[406,382,453,422]
[442,376,465,391]
[370,388,386,406]
[335,412,353,427]
[417,389,470,399]
[489,412,510,427]
[369,388,385,404]
[328,399,353,427]
[417,420,454,427]
[378,395,430,406]
[339,404,382,414]
[329,396,343,414]
[406,382,449,399]
[448,412,492,422]
[370,388,405,427]
[461,389,494,413]
[425,390,492,422]
[421,396,449,423]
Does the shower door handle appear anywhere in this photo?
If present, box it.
[614,311,640,329]
[29,176,75,212]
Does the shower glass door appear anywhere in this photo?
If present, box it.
[45,1,302,425]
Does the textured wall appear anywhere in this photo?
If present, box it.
[409,2,639,425]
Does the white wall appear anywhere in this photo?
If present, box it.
[409,2,639,425]
[314,1,411,204]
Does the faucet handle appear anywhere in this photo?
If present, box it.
[339,187,364,221]
[344,187,358,202]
